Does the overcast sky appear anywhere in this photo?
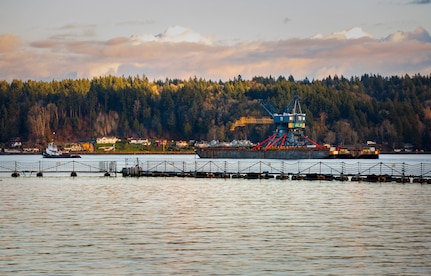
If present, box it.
[0,0,430,81]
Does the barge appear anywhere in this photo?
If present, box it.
[197,95,331,160]
[196,95,378,160]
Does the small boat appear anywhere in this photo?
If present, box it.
[43,142,81,158]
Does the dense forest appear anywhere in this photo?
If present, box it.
[0,74,430,151]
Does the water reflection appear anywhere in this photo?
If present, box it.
[1,177,430,275]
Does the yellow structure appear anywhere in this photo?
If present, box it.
[81,142,94,152]
[230,116,273,131]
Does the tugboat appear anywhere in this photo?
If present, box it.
[43,142,81,158]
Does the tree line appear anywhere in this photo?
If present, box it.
[0,73,430,150]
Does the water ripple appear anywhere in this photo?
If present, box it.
[1,177,430,275]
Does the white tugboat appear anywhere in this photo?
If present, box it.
[43,142,81,158]
[43,132,81,158]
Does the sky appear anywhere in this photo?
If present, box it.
[0,0,430,81]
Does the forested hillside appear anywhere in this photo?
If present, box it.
[1,74,430,150]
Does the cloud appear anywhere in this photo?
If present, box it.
[118,20,156,26]
[59,23,97,30]
[131,25,212,45]
[386,27,431,42]
[30,39,63,49]
[409,0,431,4]
[46,23,97,40]
[283,17,291,23]
[312,27,372,40]
[0,26,430,81]
[0,34,21,52]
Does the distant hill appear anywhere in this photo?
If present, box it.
[0,73,430,151]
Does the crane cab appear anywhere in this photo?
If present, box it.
[273,113,306,129]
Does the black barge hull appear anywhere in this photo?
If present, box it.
[196,147,330,159]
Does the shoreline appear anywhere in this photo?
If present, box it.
[0,151,197,155]
[1,148,430,156]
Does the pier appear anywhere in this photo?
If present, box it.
[1,158,431,183]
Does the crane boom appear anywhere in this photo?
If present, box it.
[230,116,273,131]
[258,99,278,118]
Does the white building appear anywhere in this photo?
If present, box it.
[129,138,151,146]
[96,137,119,144]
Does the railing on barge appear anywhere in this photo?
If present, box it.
[1,159,430,183]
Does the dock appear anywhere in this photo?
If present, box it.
[1,160,117,177]
[1,159,431,183]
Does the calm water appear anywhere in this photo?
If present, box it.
[1,155,431,275]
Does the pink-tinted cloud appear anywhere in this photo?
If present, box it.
[386,27,431,42]
[0,34,21,52]
[0,26,430,81]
